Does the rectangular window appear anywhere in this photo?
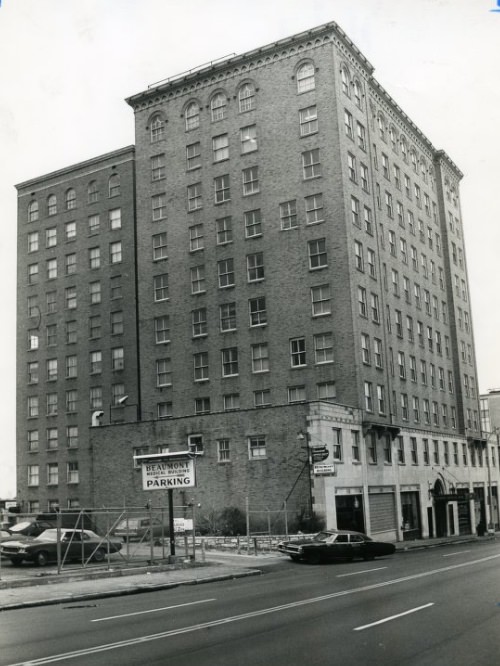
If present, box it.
[217,216,232,244]
[248,435,266,459]
[302,149,321,179]
[317,381,336,401]
[153,232,168,260]
[191,309,206,338]
[364,381,373,412]
[212,134,229,162]
[28,465,39,487]
[218,258,235,288]
[151,154,165,181]
[66,389,77,413]
[89,247,100,269]
[154,273,170,300]
[110,241,122,264]
[242,166,259,195]
[186,142,201,170]
[28,430,39,452]
[156,358,172,387]
[187,183,202,211]
[240,125,257,153]
[67,461,79,485]
[305,193,324,224]
[290,338,306,367]
[218,439,231,463]
[288,386,306,403]
[90,350,102,374]
[299,105,318,136]
[249,296,267,326]
[352,431,360,462]
[251,343,269,373]
[244,209,262,237]
[111,347,124,371]
[311,284,331,316]
[280,200,298,230]
[314,333,333,364]
[222,347,238,376]
[247,252,264,282]
[220,302,236,331]
[194,352,209,381]
[254,389,271,408]
[152,194,166,221]
[308,238,327,269]
[214,175,230,203]
[89,387,102,410]
[332,429,342,461]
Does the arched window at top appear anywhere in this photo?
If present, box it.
[400,137,408,162]
[410,150,418,173]
[185,102,200,130]
[340,65,350,96]
[238,83,255,113]
[211,93,227,122]
[353,79,363,109]
[297,62,315,93]
[377,114,386,141]
[47,194,57,216]
[150,114,165,142]
[88,180,99,204]
[28,200,39,223]
[420,160,427,183]
[108,174,120,198]
[389,125,397,152]
[65,188,76,211]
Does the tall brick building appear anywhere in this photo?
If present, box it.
[17,22,496,540]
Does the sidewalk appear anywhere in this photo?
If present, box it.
[0,534,489,612]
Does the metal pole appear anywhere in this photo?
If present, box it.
[487,435,494,532]
[246,496,250,555]
[168,489,175,557]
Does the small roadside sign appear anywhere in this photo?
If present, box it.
[313,463,335,476]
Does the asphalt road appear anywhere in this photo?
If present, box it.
[1,540,500,665]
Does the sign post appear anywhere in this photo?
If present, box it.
[134,451,197,560]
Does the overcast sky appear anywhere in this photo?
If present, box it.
[1,0,499,499]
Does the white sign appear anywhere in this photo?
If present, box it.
[140,457,196,490]
[313,463,335,476]
[174,518,194,532]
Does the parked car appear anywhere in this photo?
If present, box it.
[0,529,122,566]
[278,530,396,564]
[7,520,55,538]
[113,516,168,543]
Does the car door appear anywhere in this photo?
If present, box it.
[349,533,365,559]
[330,533,350,559]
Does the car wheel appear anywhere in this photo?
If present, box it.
[10,557,23,566]
[36,551,50,567]
[307,552,321,565]
[93,548,106,562]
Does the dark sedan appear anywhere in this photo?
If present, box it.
[278,530,396,564]
[0,528,122,566]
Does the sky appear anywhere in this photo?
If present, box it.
[1,0,499,499]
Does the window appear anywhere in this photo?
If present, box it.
[254,389,271,408]
[28,200,39,222]
[351,196,360,226]
[150,114,165,141]
[65,221,76,241]
[90,351,102,375]
[222,347,238,376]
[28,263,39,284]
[239,83,255,112]
[187,183,202,211]
[244,209,262,237]
[189,224,204,252]
[65,286,77,310]
[377,386,386,415]
[46,258,58,280]
[358,287,367,317]
[48,194,57,215]
[151,154,165,181]
[88,181,98,203]
[299,105,318,136]
[66,320,77,344]
[28,231,39,253]
[311,284,331,316]
[185,102,199,131]
[288,386,306,403]
[211,93,227,121]
[89,316,100,340]
[242,166,259,195]
[28,361,39,384]
[154,273,169,301]
[152,194,166,220]
[46,323,57,347]
[191,309,206,338]
[155,316,170,344]
[213,134,229,162]
[218,258,235,288]
[249,435,267,459]
[305,193,324,224]
[249,297,267,326]
[290,337,306,367]
[251,343,269,373]
[186,142,201,170]
[308,238,327,269]
[28,465,39,487]
[214,175,230,203]
[90,281,101,304]
[297,62,315,92]
[67,462,79,485]
[247,252,264,281]
[156,358,172,387]
[357,121,366,150]
[241,125,257,153]
[47,393,58,416]
[153,232,167,260]
[46,358,57,382]
[194,352,209,381]
[354,241,364,271]
[28,396,39,418]
[361,333,370,364]
[344,110,354,139]
[314,333,333,364]
[157,402,172,419]
[111,347,124,371]
[28,430,39,452]
[217,438,231,463]
[360,163,369,191]
[220,302,236,331]
[89,247,101,270]
[280,200,297,230]
[364,382,373,412]
[302,149,321,179]
[108,174,120,198]
[217,216,232,244]
[46,463,59,486]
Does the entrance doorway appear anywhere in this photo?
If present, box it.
[336,495,365,533]
[433,479,447,537]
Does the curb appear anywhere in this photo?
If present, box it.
[0,568,262,612]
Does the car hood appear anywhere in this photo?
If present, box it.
[1,538,37,548]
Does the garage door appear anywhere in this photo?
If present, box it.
[369,492,396,532]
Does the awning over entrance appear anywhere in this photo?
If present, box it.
[362,421,401,441]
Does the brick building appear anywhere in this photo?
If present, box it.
[16,22,496,540]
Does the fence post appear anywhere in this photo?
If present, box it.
[246,496,250,555]
[201,538,206,561]
[253,537,258,556]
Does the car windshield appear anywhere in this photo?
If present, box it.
[9,522,32,533]
[34,530,59,542]
[314,532,333,542]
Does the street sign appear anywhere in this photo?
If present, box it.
[136,453,196,490]
[311,446,329,462]
[313,463,335,476]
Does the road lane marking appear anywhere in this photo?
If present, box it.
[337,567,387,577]
[354,602,434,631]
[7,552,500,666]
[92,598,216,622]
[442,550,471,557]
